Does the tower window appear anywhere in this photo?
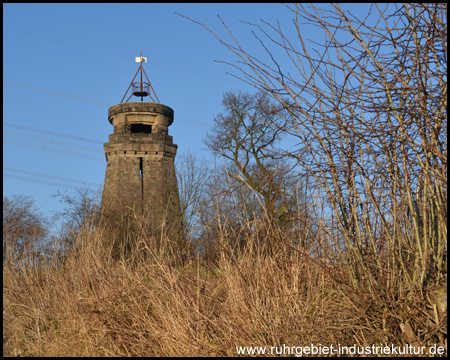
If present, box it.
[131,124,152,134]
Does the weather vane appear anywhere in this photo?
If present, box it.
[120,53,160,103]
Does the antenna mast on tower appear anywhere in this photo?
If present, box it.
[120,53,160,103]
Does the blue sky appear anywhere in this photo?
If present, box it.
[3,3,371,225]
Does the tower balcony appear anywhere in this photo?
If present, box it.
[132,82,150,98]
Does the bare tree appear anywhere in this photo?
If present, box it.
[176,149,210,242]
[3,195,48,263]
[204,90,297,220]
[196,89,319,259]
[52,188,101,252]
[182,3,447,290]
[179,3,447,346]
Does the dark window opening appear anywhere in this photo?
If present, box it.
[131,123,152,134]
[139,157,144,215]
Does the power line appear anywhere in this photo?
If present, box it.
[5,140,105,162]
[3,122,104,144]
[4,130,103,153]
[176,116,212,127]
[4,81,112,107]
[4,27,240,84]
[4,174,94,190]
[3,83,213,127]
[4,167,101,187]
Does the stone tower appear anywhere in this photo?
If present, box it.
[101,55,181,234]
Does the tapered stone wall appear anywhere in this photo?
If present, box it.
[101,102,181,233]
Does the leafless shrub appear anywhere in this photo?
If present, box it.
[3,194,48,265]
[179,3,447,348]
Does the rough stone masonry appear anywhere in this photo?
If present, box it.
[101,101,181,232]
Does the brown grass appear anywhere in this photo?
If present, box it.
[3,216,447,357]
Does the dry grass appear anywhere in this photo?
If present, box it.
[3,215,446,357]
